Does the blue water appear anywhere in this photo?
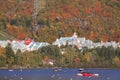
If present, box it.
[0,68,120,80]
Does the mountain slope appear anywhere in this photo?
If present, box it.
[0,0,119,42]
[0,31,14,40]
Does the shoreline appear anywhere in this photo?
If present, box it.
[0,66,120,70]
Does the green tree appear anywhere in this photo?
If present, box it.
[5,43,15,68]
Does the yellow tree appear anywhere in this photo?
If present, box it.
[112,56,120,67]
[0,47,6,67]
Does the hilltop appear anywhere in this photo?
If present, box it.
[0,0,120,43]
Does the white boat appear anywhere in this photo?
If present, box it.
[8,69,14,72]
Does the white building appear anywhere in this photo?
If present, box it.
[52,32,120,50]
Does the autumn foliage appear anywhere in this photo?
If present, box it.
[0,0,119,43]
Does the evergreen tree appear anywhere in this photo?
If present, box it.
[5,43,15,68]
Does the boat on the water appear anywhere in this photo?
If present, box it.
[53,67,62,72]
[8,69,14,72]
[76,72,99,77]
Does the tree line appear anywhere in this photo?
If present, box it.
[0,44,120,68]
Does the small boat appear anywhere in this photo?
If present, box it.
[76,72,99,77]
[53,67,62,72]
[78,68,85,72]
[8,69,14,72]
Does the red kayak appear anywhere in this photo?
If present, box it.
[76,72,99,77]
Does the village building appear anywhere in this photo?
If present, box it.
[0,33,120,53]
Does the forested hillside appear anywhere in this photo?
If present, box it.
[0,0,120,43]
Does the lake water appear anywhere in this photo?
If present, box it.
[0,68,120,80]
